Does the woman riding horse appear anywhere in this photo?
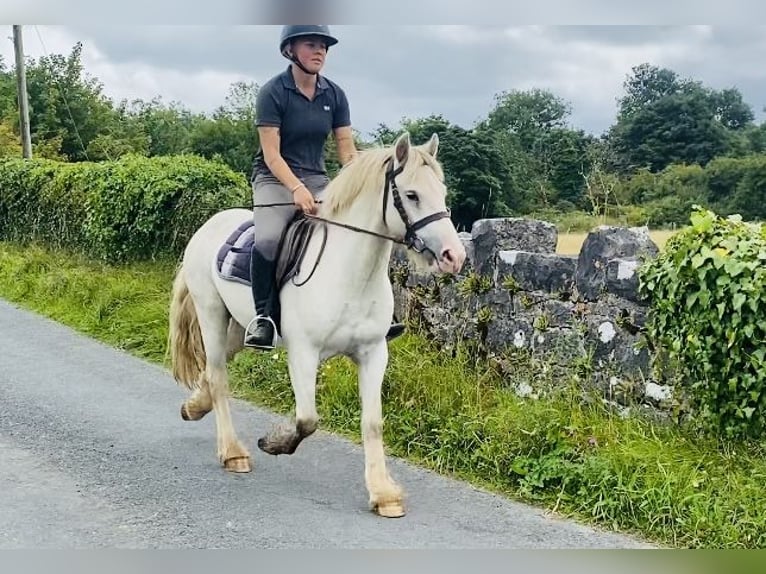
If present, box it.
[246,24,404,349]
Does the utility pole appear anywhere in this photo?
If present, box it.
[12,25,32,159]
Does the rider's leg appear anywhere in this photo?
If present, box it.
[245,175,297,349]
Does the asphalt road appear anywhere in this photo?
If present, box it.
[0,298,653,548]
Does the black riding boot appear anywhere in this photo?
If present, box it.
[244,248,278,350]
[386,319,405,341]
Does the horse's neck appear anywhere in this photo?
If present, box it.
[322,191,393,286]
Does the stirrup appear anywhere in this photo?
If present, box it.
[244,315,278,349]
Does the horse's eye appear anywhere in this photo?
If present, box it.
[406,191,419,202]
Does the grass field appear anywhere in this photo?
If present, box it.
[557,229,678,255]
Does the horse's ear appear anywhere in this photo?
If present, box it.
[394,132,411,166]
[423,133,439,158]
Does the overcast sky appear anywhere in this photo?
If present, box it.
[1,25,765,140]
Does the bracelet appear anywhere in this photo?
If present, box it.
[290,182,304,193]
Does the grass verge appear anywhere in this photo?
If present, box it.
[1,241,765,548]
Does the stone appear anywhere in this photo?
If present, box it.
[471,218,558,276]
[496,250,576,294]
[575,225,659,302]
[605,258,645,302]
[458,232,475,274]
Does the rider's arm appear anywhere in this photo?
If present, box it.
[258,126,306,194]
[332,85,355,166]
[255,81,307,195]
[334,125,357,166]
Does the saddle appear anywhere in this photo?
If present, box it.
[215,213,323,331]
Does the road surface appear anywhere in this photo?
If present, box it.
[0,299,652,548]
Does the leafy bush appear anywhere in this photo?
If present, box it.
[639,207,766,439]
[0,154,250,262]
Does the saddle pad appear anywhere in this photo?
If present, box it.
[215,220,254,286]
[215,215,321,289]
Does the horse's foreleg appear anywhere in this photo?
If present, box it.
[181,379,212,421]
[357,342,405,518]
[196,304,251,473]
[257,343,319,455]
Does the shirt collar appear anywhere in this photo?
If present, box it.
[280,65,327,91]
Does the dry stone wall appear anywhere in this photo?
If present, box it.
[390,217,669,407]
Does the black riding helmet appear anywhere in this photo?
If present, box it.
[279,25,338,75]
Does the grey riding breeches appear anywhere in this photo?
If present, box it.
[252,173,329,262]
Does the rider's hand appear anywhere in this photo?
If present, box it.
[293,184,316,214]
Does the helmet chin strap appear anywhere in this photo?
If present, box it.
[291,56,315,75]
[287,47,317,76]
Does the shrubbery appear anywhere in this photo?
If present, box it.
[640,207,766,439]
[0,154,250,262]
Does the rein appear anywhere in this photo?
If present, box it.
[254,157,451,287]
[253,158,451,254]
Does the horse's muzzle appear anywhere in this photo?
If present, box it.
[437,243,466,274]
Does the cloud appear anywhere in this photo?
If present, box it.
[1,25,764,140]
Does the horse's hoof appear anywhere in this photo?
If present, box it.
[373,501,406,518]
[257,433,299,456]
[180,403,191,420]
[257,436,282,455]
[180,403,209,421]
[223,456,252,473]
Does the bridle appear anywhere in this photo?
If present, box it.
[379,157,452,256]
[304,157,451,257]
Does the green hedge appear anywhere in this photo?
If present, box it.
[639,207,766,439]
[0,154,250,262]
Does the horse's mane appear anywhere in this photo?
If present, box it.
[321,143,444,217]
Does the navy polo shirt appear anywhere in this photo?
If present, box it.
[251,66,351,180]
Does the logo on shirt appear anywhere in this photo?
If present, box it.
[323,105,330,111]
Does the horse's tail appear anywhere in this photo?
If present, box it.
[168,265,206,390]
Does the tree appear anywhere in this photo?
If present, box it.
[712,87,754,130]
[613,88,731,172]
[0,57,18,122]
[481,89,591,211]
[617,63,688,120]
[127,97,197,157]
[185,81,260,176]
[0,118,21,157]
[743,119,766,153]
[485,88,570,149]
[24,42,117,161]
[608,64,757,173]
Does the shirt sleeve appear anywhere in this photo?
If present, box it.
[332,85,351,129]
[255,83,282,127]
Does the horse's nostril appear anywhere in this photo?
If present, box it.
[442,248,454,263]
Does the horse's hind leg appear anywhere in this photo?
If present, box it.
[226,319,245,361]
[196,300,251,473]
[182,320,244,421]
[257,342,319,455]
[356,342,405,518]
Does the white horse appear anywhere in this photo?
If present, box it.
[168,132,466,517]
